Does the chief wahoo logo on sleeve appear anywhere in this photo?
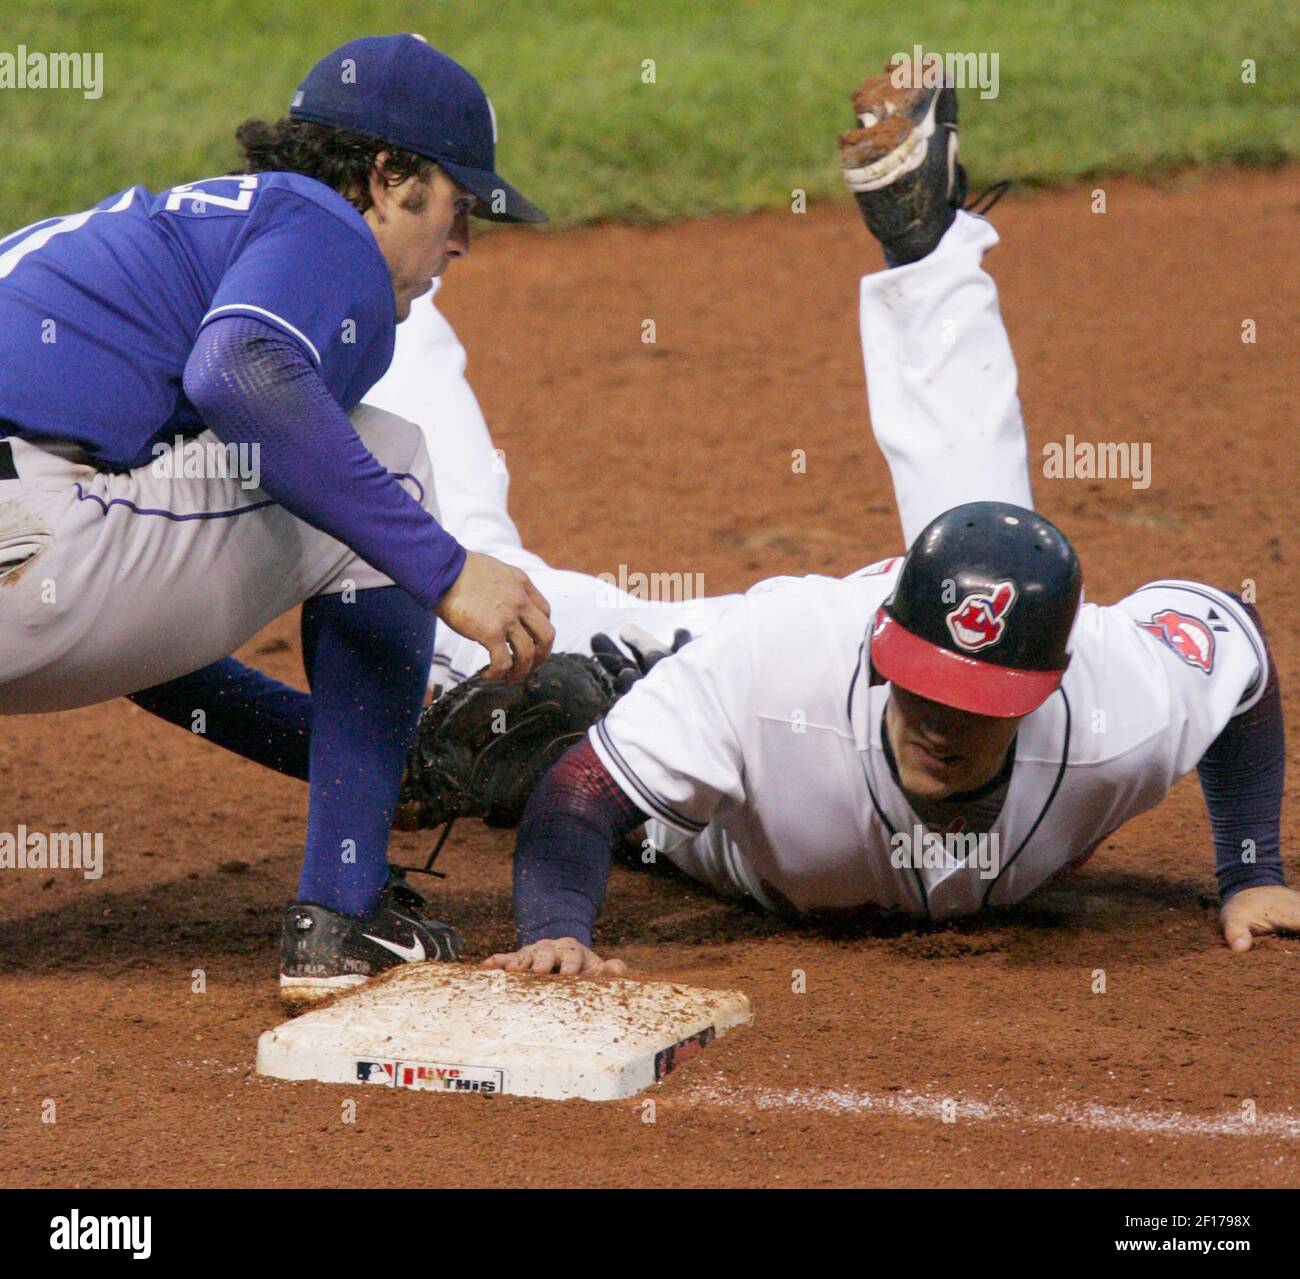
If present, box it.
[946,582,1017,652]
[1138,609,1215,673]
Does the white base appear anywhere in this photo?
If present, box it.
[256,964,752,1101]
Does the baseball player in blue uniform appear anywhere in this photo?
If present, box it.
[0,35,556,1005]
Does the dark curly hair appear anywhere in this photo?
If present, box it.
[233,117,437,214]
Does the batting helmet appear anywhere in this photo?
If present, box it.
[869,502,1082,718]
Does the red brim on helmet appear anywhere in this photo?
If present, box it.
[869,606,1065,719]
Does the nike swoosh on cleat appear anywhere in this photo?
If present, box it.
[362,932,426,963]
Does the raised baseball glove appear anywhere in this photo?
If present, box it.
[394,653,616,835]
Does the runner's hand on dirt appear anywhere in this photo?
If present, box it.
[1219,884,1300,953]
[435,551,554,683]
[482,937,627,977]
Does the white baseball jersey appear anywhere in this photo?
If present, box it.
[589,562,1267,921]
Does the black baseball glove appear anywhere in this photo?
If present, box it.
[394,653,617,833]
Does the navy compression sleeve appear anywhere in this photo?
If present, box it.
[514,739,648,946]
[183,315,466,608]
[1197,611,1285,900]
[129,657,310,779]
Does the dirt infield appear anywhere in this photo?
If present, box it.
[2,169,1296,1189]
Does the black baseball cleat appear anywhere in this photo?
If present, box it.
[279,866,462,1011]
[838,62,966,266]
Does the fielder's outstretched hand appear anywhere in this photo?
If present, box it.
[436,550,554,682]
[482,937,627,977]
[1219,884,1300,952]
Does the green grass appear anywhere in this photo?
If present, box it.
[2,0,1296,231]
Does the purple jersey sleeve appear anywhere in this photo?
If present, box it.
[183,314,466,608]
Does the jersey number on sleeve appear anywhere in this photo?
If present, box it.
[164,175,260,214]
[0,175,263,280]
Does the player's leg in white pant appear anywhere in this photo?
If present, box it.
[362,286,547,575]
[859,209,1034,549]
[366,290,743,686]
[0,406,438,714]
[433,577,745,684]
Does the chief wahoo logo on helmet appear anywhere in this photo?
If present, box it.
[946,581,1017,652]
[868,502,1083,719]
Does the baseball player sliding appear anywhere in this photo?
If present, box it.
[447,66,1290,975]
[0,36,557,1005]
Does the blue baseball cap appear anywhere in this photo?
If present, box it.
[289,34,546,224]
